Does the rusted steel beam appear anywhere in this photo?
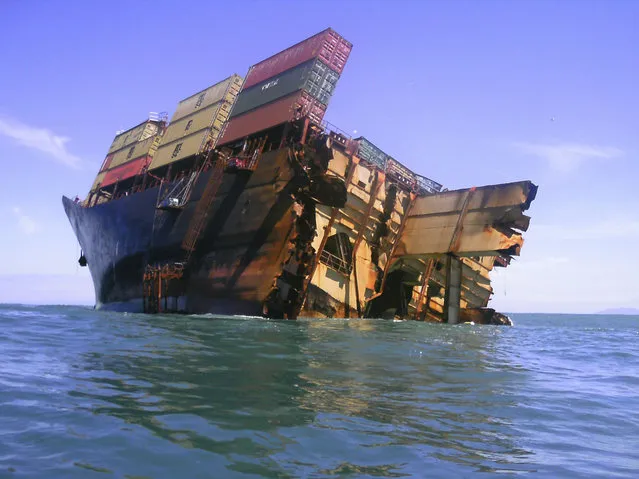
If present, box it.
[297,156,360,315]
[415,258,435,319]
[299,117,310,145]
[350,170,384,317]
[448,186,475,253]
[366,191,417,304]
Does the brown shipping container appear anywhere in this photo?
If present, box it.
[295,90,327,124]
[219,90,326,146]
[90,171,107,192]
[171,74,243,122]
[160,101,231,146]
[231,58,339,118]
[243,28,352,90]
[107,120,163,155]
[99,153,115,172]
[107,135,161,169]
[150,129,215,170]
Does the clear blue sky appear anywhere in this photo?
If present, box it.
[0,0,637,313]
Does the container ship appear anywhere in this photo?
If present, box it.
[63,28,537,324]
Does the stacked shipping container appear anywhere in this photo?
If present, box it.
[105,119,163,158]
[150,74,243,170]
[96,118,167,188]
[219,28,352,146]
[242,28,351,89]
[87,28,444,201]
[220,91,327,145]
[230,58,339,118]
[355,137,388,170]
[355,137,443,194]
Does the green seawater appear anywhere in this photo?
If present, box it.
[0,305,637,478]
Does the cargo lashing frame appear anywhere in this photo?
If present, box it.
[142,262,185,313]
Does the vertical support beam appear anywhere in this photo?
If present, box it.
[415,258,435,319]
[350,170,383,317]
[299,117,310,145]
[366,191,417,304]
[112,180,120,200]
[278,123,292,149]
[157,273,162,314]
[444,254,462,324]
[440,187,474,323]
[296,156,359,316]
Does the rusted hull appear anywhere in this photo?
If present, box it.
[295,146,537,322]
[63,148,299,315]
[64,139,536,322]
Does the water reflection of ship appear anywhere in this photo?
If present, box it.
[73,316,535,474]
[297,319,536,473]
[73,316,316,445]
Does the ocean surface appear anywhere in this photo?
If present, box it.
[0,305,637,478]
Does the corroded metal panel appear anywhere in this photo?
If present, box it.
[327,149,349,178]
[409,181,536,217]
[396,181,537,258]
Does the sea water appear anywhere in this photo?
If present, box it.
[1,304,637,478]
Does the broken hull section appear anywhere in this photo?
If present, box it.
[296,148,537,323]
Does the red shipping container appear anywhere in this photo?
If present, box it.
[102,155,151,186]
[219,91,326,146]
[243,28,352,90]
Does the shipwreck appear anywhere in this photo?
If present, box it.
[63,28,537,324]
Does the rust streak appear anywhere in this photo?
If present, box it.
[366,191,418,303]
[415,258,435,319]
[350,170,384,316]
[297,156,360,315]
[448,186,476,253]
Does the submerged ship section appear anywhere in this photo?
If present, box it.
[63,28,537,324]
